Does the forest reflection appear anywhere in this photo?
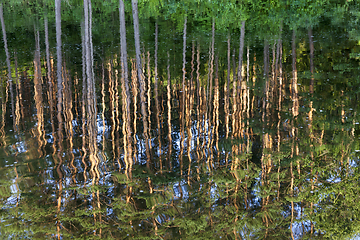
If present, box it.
[0,1,360,239]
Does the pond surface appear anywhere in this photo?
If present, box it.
[1,1,360,239]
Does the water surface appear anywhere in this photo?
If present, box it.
[0,1,360,239]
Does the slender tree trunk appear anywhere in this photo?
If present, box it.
[277,25,283,200]
[101,64,106,169]
[308,28,314,94]
[45,17,56,147]
[0,4,14,130]
[14,53,20,132]
[120,0,133,168]
[154,22,162,171]
[290,30,299,239]
[56,0,63,137]
[179,15,187,175]
[55,1,63,238]
[308,26,315,235]
[131,0,150,162]
[146,51,152,155]
[187,41,195,183]
[33,28,44,157]
[196,43,201,168]
[81,22,88,183]
[206,18,215,116]
[292,30,298,118]
[213,55,219,164]
[237,21,246,84]
[225,34,231,138]
[166,52,172,170]
[131,59,139,163]
[232,48,237,137]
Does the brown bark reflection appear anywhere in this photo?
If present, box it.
[246,45,250,130]
[262,41,270,123]
[14,53,21,133]
[261,40,272,192]
[0,3,15,132]
[251,53,256,119]
[201,84,207,163]
[1,77,7,147]
[225,34,231,139]
[84,0,99,185]
[196,43,201,167]
[277,26,283,200]
[271,41,276,98]
[291,29,300,176]
[108,58,118,167]
[56,0,63,145]
[187,40,195,184]
[146,51,152,159]
[206,18,214,120]
[179,16,187,176]
[232,47,237,138]
[240,45,249,141]
[308,26,315,235]
[55,1,63,238]
[213,55,219,161]
[33,28,45,158]
[81,24,88,183]
[120,0,133,173]
[131,58,139,164]
[166,52,172,169]
[154,22,162,172]
[141,50,151,165]
[235,21,246,139]
[44,17,58,171]
[114,59,121,170]
[101,64,106,163]
[308,26,315,142]
[290,29,299,239]
[237,21,246,85]
[308,28,314,95]
[45,18,54,123]
[132,0,150,164]
[292,30,299,118]
[0,6,4,119]
[210,23,217,168]
[63,61,76,182]
[84,0,102,236]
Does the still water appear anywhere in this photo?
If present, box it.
[0,0,360,239]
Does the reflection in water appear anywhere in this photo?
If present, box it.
[180,15,187,176]
[131,58,139,164]
[208,19,215,168]
[108,58,116,166]
[83,0,102,236]
[54,1,63,239]
[0,2,360,239]
[120,0,133,173]
[0,3,14,133]
[225,35,231,139]
[167,51,172,170]
[83,0,99,183]
[132,0,150,165]
[14,53,20,133]
[33,29,45,158]
[55,0,63,141]
[154,22,162,172]
[276,26,283,203]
